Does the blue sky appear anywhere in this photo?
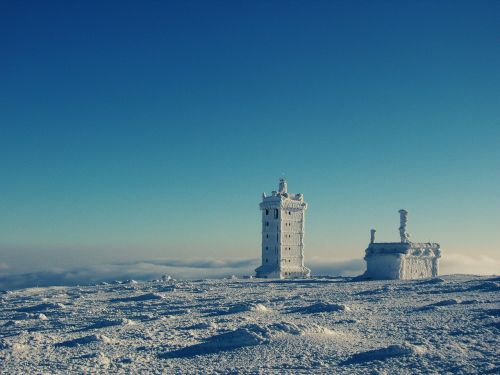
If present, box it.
[0,1,499,279]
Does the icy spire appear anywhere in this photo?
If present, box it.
[399,209,410,243]
[278,178,288,194]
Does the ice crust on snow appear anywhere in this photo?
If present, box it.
[0,275,498,374]
[162,322,339,358]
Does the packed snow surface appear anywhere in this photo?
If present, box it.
[1,275,499,374]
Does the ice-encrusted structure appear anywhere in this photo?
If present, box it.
[363,210,441,280]
[255,179,310,279]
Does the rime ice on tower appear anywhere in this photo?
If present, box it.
[363,210,441,280]
[255,179,310,279]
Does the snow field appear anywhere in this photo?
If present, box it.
[0,275,498,374]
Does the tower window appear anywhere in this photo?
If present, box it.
[266,221,269,226]
[289,211,291,215]
[274,209,279,219]
[265,246,268,250]
[266,258,268,263]
[265,209,269,215]
[266,234,268,238]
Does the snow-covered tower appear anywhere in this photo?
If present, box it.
[363,210,441,280]
[255,179,310,279]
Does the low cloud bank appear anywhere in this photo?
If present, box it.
[0,259,260,290]
[439,254,500,276]
[308,258,365,277]
[0,254,497,290]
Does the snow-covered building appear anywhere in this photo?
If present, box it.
[255,179,310,279]
[363,210,441,280]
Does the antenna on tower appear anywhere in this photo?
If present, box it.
[278,174,288,193]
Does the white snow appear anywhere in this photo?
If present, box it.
[0,275,498,373]
[256,179,310,279]
[363,210,441,280]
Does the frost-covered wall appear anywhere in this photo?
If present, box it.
[362,210,441,280]
[255,179,310,279]
[364,243,441,280]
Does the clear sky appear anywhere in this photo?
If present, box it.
[0,1,499,279]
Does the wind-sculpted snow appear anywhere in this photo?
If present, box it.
[289,301,350,314]
[341,342,426,365]
[160,325,271,358]
[110,292,166,303]
[55,334,116,348]
[16,302,66,313]
[0,275,498,374]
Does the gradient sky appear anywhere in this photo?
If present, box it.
[1,1,499,275]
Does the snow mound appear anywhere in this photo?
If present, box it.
[419,299,461,311]
[343,342,426,364]
[55,334,115,348]
[120,318,136,325]
[248,303,270,312]
[111,292,164,303]
[0,340,27,352]
[220,303,271,315]
[38,313,48,321]
[11,343,28,352]
[84,318,136,330]
[123,279,138,284]
[291,302,350,314]
[17,302,66,313]
[268,322,302,335]
[268,322,338,337]
[160,324,270,358]
[299,324,337,336]
[80,351,111,367]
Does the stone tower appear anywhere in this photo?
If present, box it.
[255,178,310,278]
